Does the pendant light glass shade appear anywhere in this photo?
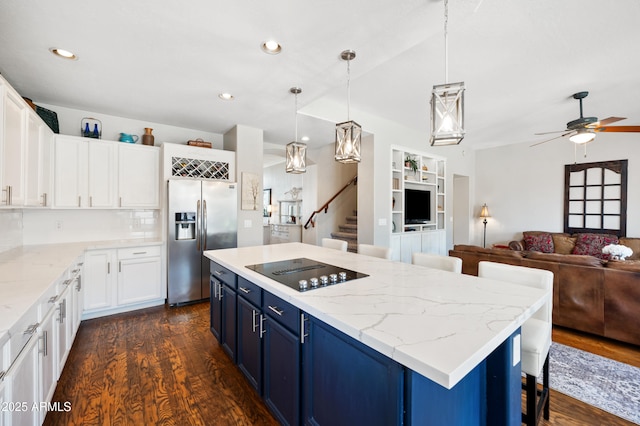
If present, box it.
[285,87,306,173]
[286,141,307,173]
[335,50,362,163]
[430,82,465,146]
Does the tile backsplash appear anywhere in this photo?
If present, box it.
[0,210,23,253]
[22,209,162,245]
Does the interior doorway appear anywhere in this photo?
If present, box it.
[453,174,470,245]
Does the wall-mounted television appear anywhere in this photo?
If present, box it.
[404,188,431,224]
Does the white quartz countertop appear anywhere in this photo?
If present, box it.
[204,243,550,389]
[0,239,163,346]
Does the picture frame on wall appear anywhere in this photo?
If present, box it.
[241,172,260,210]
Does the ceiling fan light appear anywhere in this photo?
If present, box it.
[569,129,595,144]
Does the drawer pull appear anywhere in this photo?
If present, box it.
[63,279,72,286]
[0,370,5,381]
[23,323,39,335]
[132,251,147,255]
[268,305,284,316]
[214,270,224,277]
[71,269,80,273]
[48,296,58,303]
[239,287,251,294]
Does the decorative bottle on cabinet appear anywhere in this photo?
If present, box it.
[142,127,154,146]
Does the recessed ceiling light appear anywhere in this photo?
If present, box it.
[218,93,234,101]
[301,136,310,142]
[261,40,282,55]
[49,47,78,60]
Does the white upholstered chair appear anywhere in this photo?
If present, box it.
[411,252,462,273]
[322,238,348,252]
[358,244,391,260]
[478,261,553,426]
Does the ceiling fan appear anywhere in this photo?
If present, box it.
[531,91,640,147]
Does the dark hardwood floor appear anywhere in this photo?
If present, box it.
[44,302,639,426]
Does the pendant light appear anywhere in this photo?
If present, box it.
[335,50,362,163]
[430,0,465,146]
[286,87,307,174]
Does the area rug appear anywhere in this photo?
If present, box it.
[548,342,640,424]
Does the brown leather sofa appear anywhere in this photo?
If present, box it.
[449,244,640,346]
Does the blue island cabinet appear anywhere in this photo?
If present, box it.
[235,276,301,426]
[210,261,237,361]
[302,315,404,426]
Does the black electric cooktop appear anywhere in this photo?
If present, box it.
[245,257,368,292]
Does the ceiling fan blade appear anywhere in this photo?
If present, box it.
[530,131,575,147]
[595,116,626,126]
[595,125,640,133]
[534,130,568,135]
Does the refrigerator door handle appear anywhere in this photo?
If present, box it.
[203,199,208,250]
[196,199,201,251]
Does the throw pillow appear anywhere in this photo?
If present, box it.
[523,232,554,253]
[553,235,577,254]
[572,233,619,259]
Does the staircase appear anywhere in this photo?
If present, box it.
[330,213,358,253]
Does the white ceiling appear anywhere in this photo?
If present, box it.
[1,0,639,154]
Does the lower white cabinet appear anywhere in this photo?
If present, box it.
[4,333,39,426]
[390,230,446,263]
[84,244,164,319]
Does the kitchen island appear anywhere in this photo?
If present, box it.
[205,243,550,425]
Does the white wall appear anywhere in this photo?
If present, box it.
[38,103,223,148]
[224,125,264,247]
[475,133,640,246]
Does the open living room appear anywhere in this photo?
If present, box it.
[0,0,639,425]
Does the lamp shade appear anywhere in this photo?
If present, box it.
[335,120,362,163]
[480,203,490,218]
[286,141,307,173]
[430,82,465,146]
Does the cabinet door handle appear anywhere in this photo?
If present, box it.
[252,309,259,333]
[259,314,266,338]
[41,193,47,206]
[89,196,93,207]
[119,261,122,273]
[76,276,82,291]
[239,287,251,294]
[78,195,82,207]
[107,262,110,274]
[268,305,284,316]
[300,313,308,344]
[40,330,48,357]
[2,186,11,205]
[119,197,122,208]
[218,286,223,301]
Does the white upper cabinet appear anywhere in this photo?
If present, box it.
[53,135,159,209]
[53,135,89,208]
[1,85,27,206]
[118,143,160,208]
[24,108,53,207]
[87,140,117,207]
[0,76,54,208]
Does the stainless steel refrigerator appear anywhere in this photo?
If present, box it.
[167,179,237,305]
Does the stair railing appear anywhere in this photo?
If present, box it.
[304,175,357,229]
